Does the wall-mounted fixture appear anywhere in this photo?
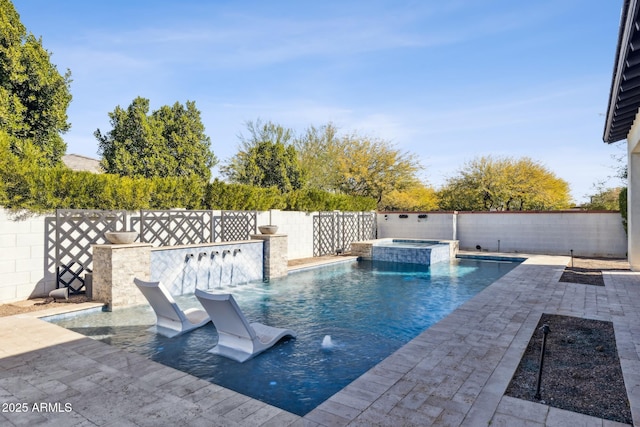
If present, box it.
[417,214,427,219]
[384,214,388,221]
[399,214,409,219]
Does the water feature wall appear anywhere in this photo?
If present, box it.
[92,234,289,309]
[150,241,263,296]
[352,238,457,266]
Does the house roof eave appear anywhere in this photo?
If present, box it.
[604,0,639,143]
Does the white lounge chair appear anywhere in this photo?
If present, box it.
[134,278,210,338]
[194,289,296,362]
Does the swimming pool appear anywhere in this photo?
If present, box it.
[47,257,519,416]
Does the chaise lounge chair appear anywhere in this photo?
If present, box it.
[194,289,296,362]
[134,278,210,338]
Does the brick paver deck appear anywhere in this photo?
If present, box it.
[1,254,638,426]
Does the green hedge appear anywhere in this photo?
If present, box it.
[0,157,375,213]
[285,188,375,211]
[620,187,628,234]
[204,180,286,210]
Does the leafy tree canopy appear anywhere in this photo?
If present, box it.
[335,133,422,206]
[437,155,572,211]
[95,97,217,181]
[583,186,623,211]
[226,120,425,210]
[294,124,425,204]
[293,123,341,191]
[379,184,438,212]
[0,0,72,166]
[221,120,306,192]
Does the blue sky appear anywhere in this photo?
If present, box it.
[12,0,625,203]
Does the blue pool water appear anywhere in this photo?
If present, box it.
[47,257,519,416]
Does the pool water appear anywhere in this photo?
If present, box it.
[47,258,519,416]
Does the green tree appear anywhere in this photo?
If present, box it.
[294,125,427,209]
[0,127,57,211]
[293,123,341,191]
[335,133,422,206]
[583,186,623,210]
[225,120,423,207]
[95,97,217,181]
[620,187,627,233]
[0,0,72,166]
[438,156,571,211]
[380,184,438,212]
[221,120,306,192]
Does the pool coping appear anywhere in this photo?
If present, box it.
[1,253,639,425]
[287,255,358,274]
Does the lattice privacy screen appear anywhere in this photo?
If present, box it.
[54,209,369,291]
[313,211,376,256]
[139,210,214,246]
[55,209,128,293]
[220,210,257,242]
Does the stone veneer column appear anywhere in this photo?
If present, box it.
[92,243,152,310]
[251,234,288,279]
[350,240,374,260]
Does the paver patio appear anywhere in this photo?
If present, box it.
[0,254,638,426]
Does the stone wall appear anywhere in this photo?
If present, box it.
[252,234,288,279]
[378,212,456,240]
[350,240,376,259]
[92,243,152,310]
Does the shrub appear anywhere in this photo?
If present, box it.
[204,180,286,210]
[620,187,628,234]
[285,188,376,212]
[0,150,376,213]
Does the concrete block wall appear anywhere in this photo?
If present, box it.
[456,212,627,257]
[0,211,55,303]
[0,208,629,304]
[377,212,456,240]
[260,210,315,259]
[377,211,628,258]
[0,208,317,304]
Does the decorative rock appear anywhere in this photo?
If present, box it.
[49,287,69,300]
